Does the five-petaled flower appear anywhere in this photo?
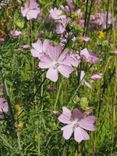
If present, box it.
[39,44,75,82]
[58,107,96,143]
[21,0,40,20]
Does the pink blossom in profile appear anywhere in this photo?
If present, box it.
[66,0,74,10]
[82,36,90,42]
[80,48,100,64]
[60,5,70,13]
[56,23,66,34]
[56,17,70,34]
[0,38,5,44]
[21,0,41,20]
[113,49,117,55]
[0,98,8,113]
[94,12,115,29]
[49,8,65,20]
[39,45,74,82]
[10,30,22,38]
[78,19,84,27]
[91,73,102,80]
[58,107,96,143]
[21,44,30,49]
[31,39,51,59]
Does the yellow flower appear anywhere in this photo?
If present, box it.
[98,31,105,39]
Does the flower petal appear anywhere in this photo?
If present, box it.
[58,107,72,124]
[72,108,84,120]
[39,55,53,68]
[46,68,58,82]
[58,65,73,78]
[74,127,89,143]
[32,39,43,53]
[79,116,96,131]
[61,124,73,140]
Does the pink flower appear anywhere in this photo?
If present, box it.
[114,49,117,55]
[58,107,96,143]
[10,30,22,38]
[66,0,74,10]
[0,98,8,113]
[94,13,115,29]
[21,0,40,20]
[56,23,66,34]
[49,8,65,20]
[31,39,51,59]
[56,17,70,34]
[21,44,30,49]
[82,36,90,42]
[39,45,74,82]
[0,38,5,44]
[80,48,100,64]
[91,73,102,80]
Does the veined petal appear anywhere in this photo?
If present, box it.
[58,65,74,78]
[79,116,96,131]
[74,127,89,143]
[72,108,84,120]
[39,55,53,68]
[61,124,73,140]
[58,107,72,124]
[32,39,43,53]
[46,68,58,82]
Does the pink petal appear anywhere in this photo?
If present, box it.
[31,49,40,58]
[47,45,62,61]
[58,65,73,78]
[74,127,89,143]
[61,124,73,140]
[32,39,43,53]
[46,68,58,82]
[58,107,72,124]
[72,108,84,120]
[0,98,8,113]
[43,40,52,53]
[79,116,96,131]
[27,10,40,20]
[39,55,53,68]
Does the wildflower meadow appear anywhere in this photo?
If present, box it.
[0,0,117,155]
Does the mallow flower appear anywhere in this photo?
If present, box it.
[31,39,51,59]
[80,48,100,64]
[39,44,74,82]
[49,8,65,20]
[21,0,40,20]
[58,107,96,143]
[91,73,102,80]
[94,12,115,29]
[10,30,22,38]
[0,97,8,119]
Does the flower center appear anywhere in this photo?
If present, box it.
[71,119,79,128]
[52,61,59,69]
